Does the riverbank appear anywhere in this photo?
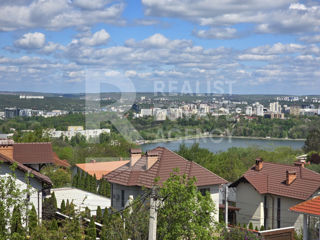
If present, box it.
[139,134,306,145]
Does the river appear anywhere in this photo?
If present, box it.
[141,137,304,153]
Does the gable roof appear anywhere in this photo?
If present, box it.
[104,147,227,188]
[230,162,320,200]
[76,160,129,180]
[290,196,320,216]
[13,142,55,164]
[0,142,70,168]
[0,152,52,186]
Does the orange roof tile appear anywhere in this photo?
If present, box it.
[76,161,129,180]
[290,196,320,216]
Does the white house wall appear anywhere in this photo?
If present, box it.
[236,182,264,228]
[236,181,305,232]
[112,183,221,222]
[111,183,143,211]
[0,164,43,221]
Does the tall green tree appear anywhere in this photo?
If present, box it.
[96,206,102,223]
[0,201,6,238]
[11,205,24,236]
[157,171,216,240]
[60,199,66,213]
[86,217,96,240]
[304,128,320,153]
[28,204,38,233]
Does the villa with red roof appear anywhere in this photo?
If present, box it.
[0,150,52,221]
[0,141,70,171]
[290,196,320,240]
[104,147,227,222]
[230,158,320,231]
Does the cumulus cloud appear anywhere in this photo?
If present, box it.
[0,0,125,31]
[3,32,320,94]
[79,29,110,46]
[14,32,46,49]
[142,0,320,35]
[193,27,238,39]
[73,0,113,10]
[299,34,320,43]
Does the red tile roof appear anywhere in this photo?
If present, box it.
[105,147,227,188]
[12,143,70,168]
[0,152,52,185]
[290,196,320,216]
[76,160,129,180]
[230,162,320,200]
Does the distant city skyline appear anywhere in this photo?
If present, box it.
[0,0,320,94]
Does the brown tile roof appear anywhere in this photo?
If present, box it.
[230,162,320,200]
[11,143,70,168]
[53,152,71,168]
[0,152,52,185]
[290,196,320,216]
[105,147,227,188]
[76,160,129,180]
[13,142,54,164]
[130,148,142,154]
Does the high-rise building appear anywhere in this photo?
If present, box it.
[5,108,20,119]
[269,102,281,113]
[245,106,253,116]
[290,106,301,116]
[256,104,264,116]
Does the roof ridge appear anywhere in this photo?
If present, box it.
[0,152,52,185]
[14,142,52,144]
[192,160,228,182]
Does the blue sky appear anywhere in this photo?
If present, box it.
[0,0,320,94]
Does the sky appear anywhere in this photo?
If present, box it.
[0,0,320,94]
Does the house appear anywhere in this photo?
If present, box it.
[290,195,320,240]
[230,158,320,231]
[52,187,111,215]
[104,147,227,221]
[0,141,70,171]
[0,152,52,220]
[74,159,129,180]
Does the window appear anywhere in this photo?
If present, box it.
[121,190,125,208]
[277,198,281,228]
[200,188,210,196]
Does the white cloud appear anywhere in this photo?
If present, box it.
[299,34,320,43]
[142,0,320,35]
[105,70,121,77]
[79,29,110,46]
[73,0,112,10]
[289,3,307,11]
[14,32,46,49]
[3,32,320,94]
[0,0,125,31]
[194,27,237,39]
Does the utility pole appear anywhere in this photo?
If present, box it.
[225,185,228,227]
[149,186,157,240]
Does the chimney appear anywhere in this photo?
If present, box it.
[146,150,159,170]
[255,158,263,171]
[0,140,14,159]
[286,170,297,185]
[130,148,142,167]
[294,161,305,168]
